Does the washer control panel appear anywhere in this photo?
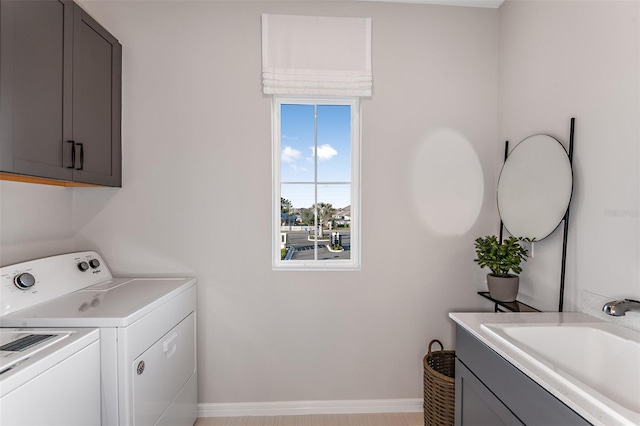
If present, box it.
[0,251,112,316]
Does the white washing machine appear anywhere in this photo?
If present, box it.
[0,251,198,426]
[0,327,101,426]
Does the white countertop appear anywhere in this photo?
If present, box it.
[449,312,631,426]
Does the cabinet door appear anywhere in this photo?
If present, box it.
[0,0,73,181]
[455,326,592,426]
[71,4,121,187]
[455,359,523,426]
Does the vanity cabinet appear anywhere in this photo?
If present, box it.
[0,0,121,187]
[455,325,591,426]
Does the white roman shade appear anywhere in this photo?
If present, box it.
[261,14,372,97]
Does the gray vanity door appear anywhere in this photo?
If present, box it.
[0,0,74,181]
[455,359,524,426]
[71,3,122,187]
[455,326,592,426]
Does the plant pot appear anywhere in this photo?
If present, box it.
[487,274,519,302]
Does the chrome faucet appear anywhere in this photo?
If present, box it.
[602,299,640,316]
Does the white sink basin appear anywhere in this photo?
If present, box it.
[481,321,640,425]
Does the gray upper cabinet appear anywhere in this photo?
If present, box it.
[70,4,121,186]
[0,0,73,181]
[0,0,122,187]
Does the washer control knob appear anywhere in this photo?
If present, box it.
[14,272,36,289]
[77,261,90,272]
[89,259,101,269]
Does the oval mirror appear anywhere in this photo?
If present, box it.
[497,134,573,240]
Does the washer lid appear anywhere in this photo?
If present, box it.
[0,331,67,373]
[0,278,196,328]
[0,328,99,396]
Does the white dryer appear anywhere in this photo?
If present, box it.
[0,251,198,426]
[0,328,101,426]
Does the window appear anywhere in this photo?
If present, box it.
[273,97,360,270]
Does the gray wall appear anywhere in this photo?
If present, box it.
[0,182,74,261]
[498,0,639,312]
[0,0,637,407]
[72,0,499,404]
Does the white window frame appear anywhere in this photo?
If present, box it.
[272,96,361,270]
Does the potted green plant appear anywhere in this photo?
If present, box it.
[474,235,530,302]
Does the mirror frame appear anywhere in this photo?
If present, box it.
[497,134,573,241]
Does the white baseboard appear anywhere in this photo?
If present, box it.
[198,398,422,418]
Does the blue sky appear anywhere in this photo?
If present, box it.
[280,104,351,209]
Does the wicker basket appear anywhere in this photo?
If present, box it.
[423,339,455,426]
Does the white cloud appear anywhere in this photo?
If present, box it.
[282,146,301,163]
[312,144,338,161]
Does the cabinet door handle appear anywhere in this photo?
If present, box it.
[76,143,84,170]
[67,141,75,169]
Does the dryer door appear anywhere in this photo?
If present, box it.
[132,312,196,425]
